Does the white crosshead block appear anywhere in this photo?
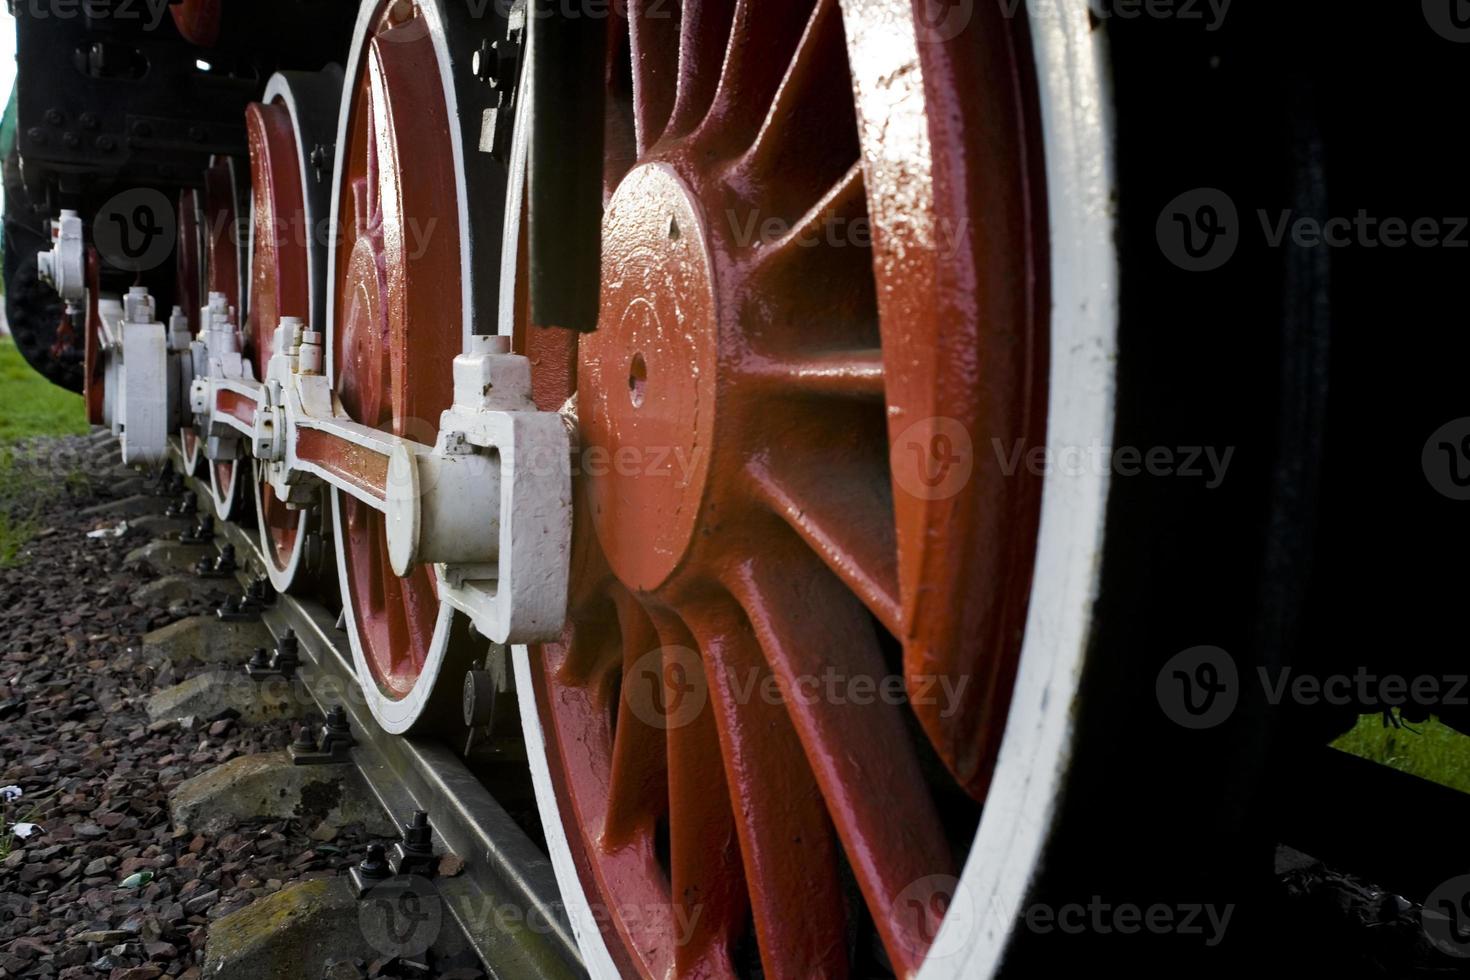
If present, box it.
[117,288,169,465]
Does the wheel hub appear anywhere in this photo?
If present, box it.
[582,164,719,592]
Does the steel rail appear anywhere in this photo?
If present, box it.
[172,442,587,979]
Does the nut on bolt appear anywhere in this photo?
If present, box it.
[390,810,437,878]
[193,543,236,578]
[348,843,393,897]
[291,704,355,764]
[180,514,214,543]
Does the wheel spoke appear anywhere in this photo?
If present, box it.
[724,541,951,974]
[685,596,849,978]
[747,162,865,269]
[738,0,850,189]
[628,0,682,156]
[700,0,820,152]
[741,346,884,400]
[603,587,670,848]
[662,616,747,979]
[666,0,738,139]
[746,450,901,636]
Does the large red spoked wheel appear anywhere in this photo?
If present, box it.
[246,69,343,592]
[202,155,249,521]
[326,0,504,733]
[513,1,1116,977]
[177,187,206,474]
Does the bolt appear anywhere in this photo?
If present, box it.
[26,127,45,145]
[277,628,299,656]
[291,724,318,753]
[358,844,391,881]
[95,135,116,153]
[326,704,349,733]
[271,630,300,674]
[79,112,98,130]
[403,810,432,853]
[62,132,79,149]
[215,544,237,574]
[472,39,494,82]
[45,108,63,126]
[248,577,275,606]
[248,648,271,671]
[132,120,152,139]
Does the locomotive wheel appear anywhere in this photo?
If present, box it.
[246,68,343,592]
[177,187,206,475]
[511,1,1113,977]
[202,155,250,521]
[325,0,512,733]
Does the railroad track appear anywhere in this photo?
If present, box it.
[168,442,585,979]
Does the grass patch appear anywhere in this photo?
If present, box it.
[0,337,88,442]
[1332,711,1470,795]
[0,339,90,565]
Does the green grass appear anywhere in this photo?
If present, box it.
[0,337,89,565]
[0,337,88,441]
[1332,711,1470,794]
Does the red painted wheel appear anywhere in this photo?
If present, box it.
[326,0,497,733]
[177,188,206,474]
[81,247,104,428]
[201,155,249,521]
[510,2,1115,977]
[246,69,342,592]
[170,0,222,48]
